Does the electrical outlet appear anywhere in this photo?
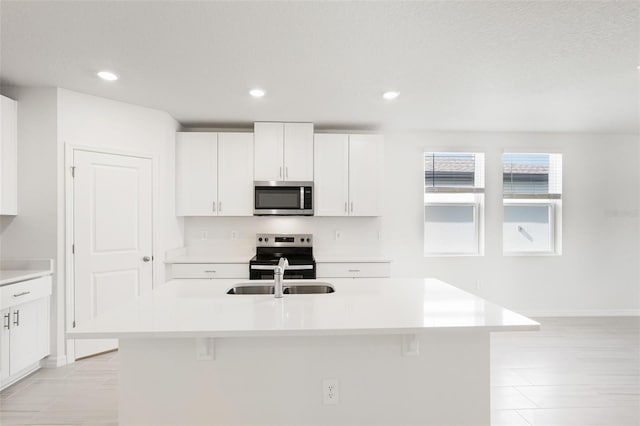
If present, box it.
[231,230,237,240]
[335,230,342,241]
[322,378,339,405]
[200,229,208,240]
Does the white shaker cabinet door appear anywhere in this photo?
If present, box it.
[348,134,384,216]
[8,301,40,375]
[0,308,9,382]
[314,134,349,216]
[218,132,254,216]
[254,122,284,181]
[176,132,218,216]
[283,122,313,181]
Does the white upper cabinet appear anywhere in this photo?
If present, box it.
[314,133,384,217]
[217,132,254,216]
[283,123,314,181]
[176,132,254,217]
[314,134,349,216]
[176,132,218,216]
[254,122,313,182]
[349,134,384,216]
[0,95,18,216]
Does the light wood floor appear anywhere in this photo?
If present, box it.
[1,317,638,425]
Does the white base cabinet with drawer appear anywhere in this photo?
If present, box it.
[0,275,52,390]
[170,263,249,280]
[316,262,391,279]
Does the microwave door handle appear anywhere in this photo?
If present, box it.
[300,187,304,209]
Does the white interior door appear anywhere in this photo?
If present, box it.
[73,150,153,359]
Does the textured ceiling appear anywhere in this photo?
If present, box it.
[1,1,638,132]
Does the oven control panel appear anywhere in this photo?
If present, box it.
[256,233,313,247]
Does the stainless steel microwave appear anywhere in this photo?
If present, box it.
[253,181,313,216]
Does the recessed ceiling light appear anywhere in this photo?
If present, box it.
[249,89,266,98]
[97,71,118,81]
[382,91,400,100]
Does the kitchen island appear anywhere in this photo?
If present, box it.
[68,278,538,426]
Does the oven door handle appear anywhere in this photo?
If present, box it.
[250,265,314,271]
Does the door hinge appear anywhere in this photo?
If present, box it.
[71,166,76,177]
[72,320,76,328]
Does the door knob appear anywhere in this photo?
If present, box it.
[142,256,151,262]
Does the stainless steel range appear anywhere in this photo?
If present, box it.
[249,233,316,280]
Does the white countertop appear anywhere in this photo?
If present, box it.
[0,259,54,286]
[164,255,252,264]
[68,278,539,339]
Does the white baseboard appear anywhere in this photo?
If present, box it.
[42,354,68,368]
[519,309,640,318]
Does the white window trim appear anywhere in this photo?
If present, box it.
[503,201,559,256]
[424,202,480,257]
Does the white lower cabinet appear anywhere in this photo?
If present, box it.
[0,275,51,390]
[316,262,390,278]
[170,263,248,279]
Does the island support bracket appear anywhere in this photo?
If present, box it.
[401,334,420,356]
[195,338,216,360]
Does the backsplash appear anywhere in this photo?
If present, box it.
[183,216,387,259]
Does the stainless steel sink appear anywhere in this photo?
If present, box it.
[226,282,335,295]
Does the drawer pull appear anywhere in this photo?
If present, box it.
[204,270,217,273]
[13,291,31,298]
[348,269,361,273]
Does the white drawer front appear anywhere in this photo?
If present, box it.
[1,275,52,310]
[316,262,390,278]
[171,263,248,279]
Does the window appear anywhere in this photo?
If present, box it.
[424,152,484,255]
[502,153,562,254]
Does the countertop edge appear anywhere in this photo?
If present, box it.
[0,269,54,286]
[67,324,540,339]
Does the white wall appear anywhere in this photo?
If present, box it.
[57,89,183,360]
[184,131,640,316]
[1,87,183,365]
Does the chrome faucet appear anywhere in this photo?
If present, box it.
[274,257,289,298]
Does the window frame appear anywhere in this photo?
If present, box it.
[501,152,562,256]
[423,150,485,257]
[503,200,556,256]
[424,202,480,256]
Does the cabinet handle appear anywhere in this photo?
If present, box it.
[285,167,288,179]
[219,201,222,212]
[344,202,347,213]
[13,310,19,327]
[13,291,30,298]
[348,269,361,273]
[204,270,217,273]
[212,201,216,212]
[3,313,9,330]
[350,202,354,213]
